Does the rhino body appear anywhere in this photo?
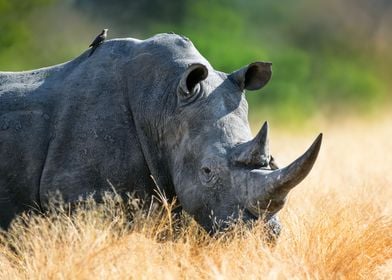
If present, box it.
[0,33,321,232]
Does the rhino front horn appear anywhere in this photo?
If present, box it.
[247,133,322,215]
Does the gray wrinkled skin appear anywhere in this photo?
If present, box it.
[0,33,322,234]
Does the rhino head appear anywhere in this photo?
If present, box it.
[129,34,322,235]
[166,61,321,234]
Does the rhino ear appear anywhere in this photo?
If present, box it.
[178,63,208,98]
[230,62,272,91]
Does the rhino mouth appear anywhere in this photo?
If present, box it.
[238,208,281,238]
[242,207,261,221]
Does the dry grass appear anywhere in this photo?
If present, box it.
[1,115,392,279]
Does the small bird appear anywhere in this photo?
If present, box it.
[88,29,108,57]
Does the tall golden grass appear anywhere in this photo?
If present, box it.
[1,115,391,279]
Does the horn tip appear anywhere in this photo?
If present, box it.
[256,121,269,141]
[309,133,323,159]
[315,133,323,146]
[262,121,269,130]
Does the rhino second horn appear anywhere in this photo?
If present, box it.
[246,133,322,215]
[235,121,270,167]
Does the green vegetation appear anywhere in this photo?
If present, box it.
[1,0,391,122]
[0,0,55,68]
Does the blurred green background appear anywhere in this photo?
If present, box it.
[1,0,391,123]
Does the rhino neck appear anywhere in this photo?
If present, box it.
[125,80,177,200]
[128,111,176,199]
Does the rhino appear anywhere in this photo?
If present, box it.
[0,33,322,234]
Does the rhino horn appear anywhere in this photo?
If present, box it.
[246,133,322,216]
[234,121,270,167]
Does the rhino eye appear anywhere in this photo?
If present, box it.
[202,167,211,175]
[199,165,216,185]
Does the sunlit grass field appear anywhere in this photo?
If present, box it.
[1,114,391,279]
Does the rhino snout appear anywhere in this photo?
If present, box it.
[244,134,322,217]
